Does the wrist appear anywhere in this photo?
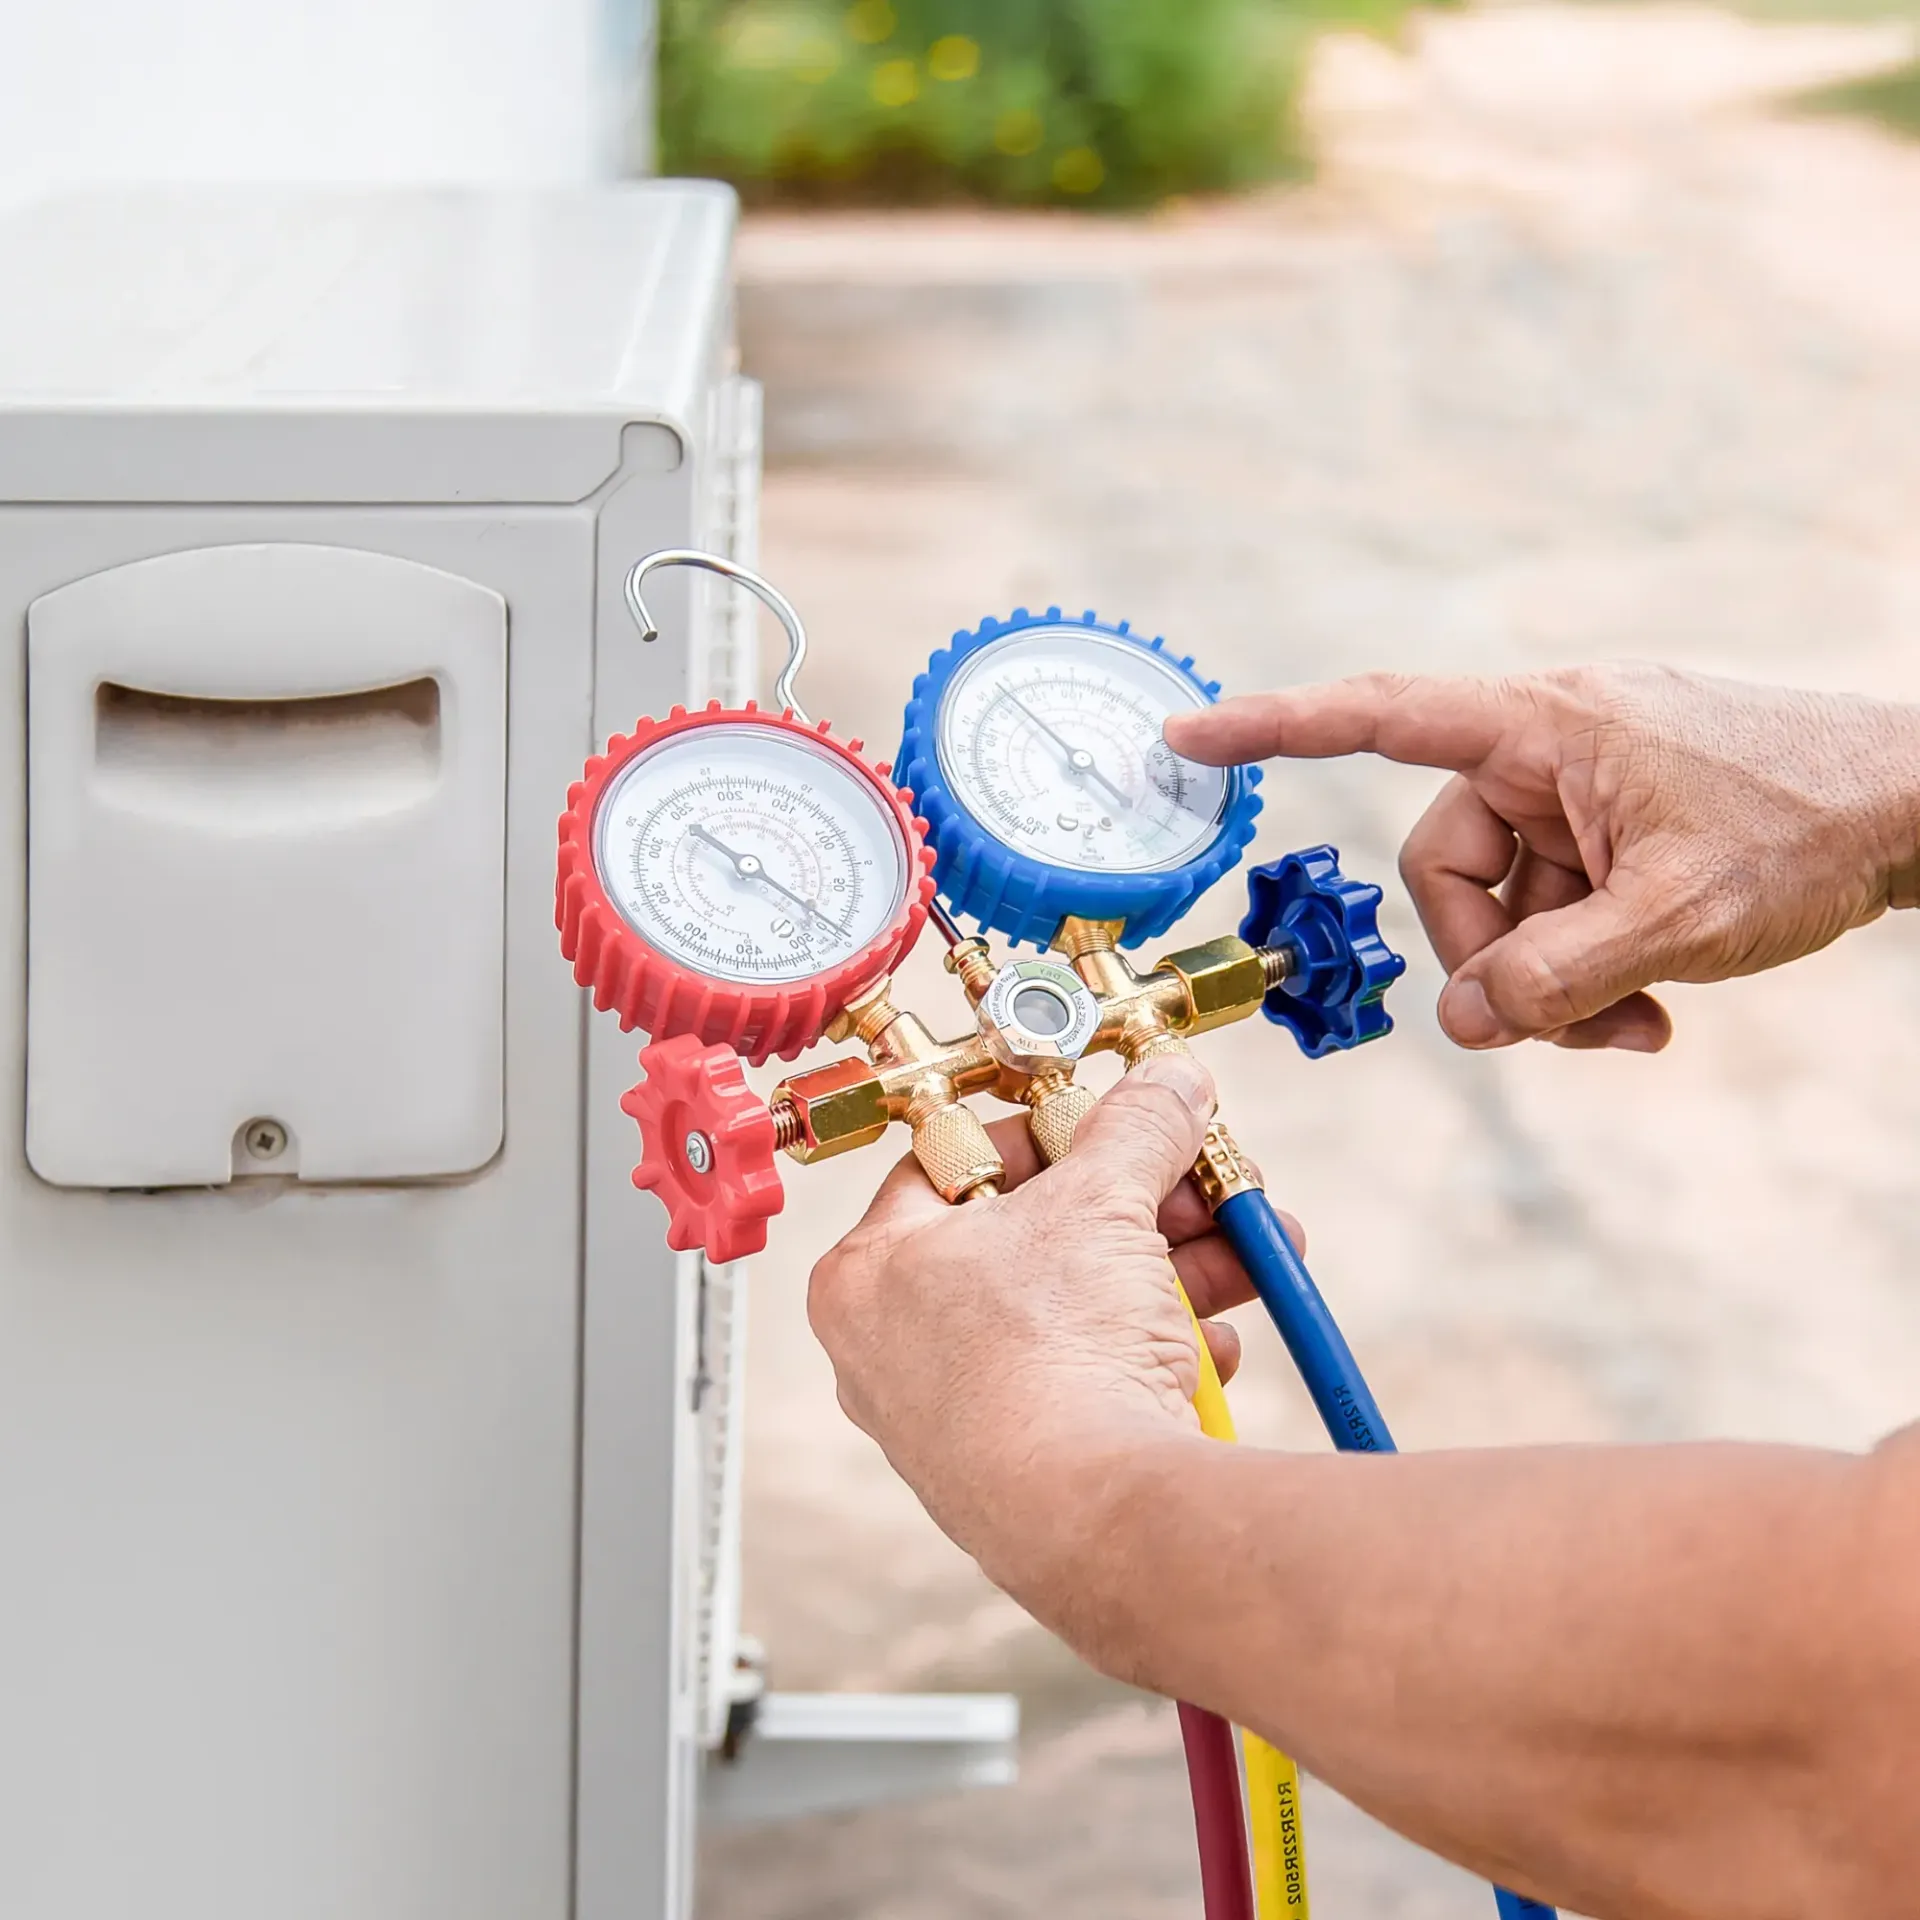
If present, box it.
[1865,701,1920,911]
[969,1424,1220,1686]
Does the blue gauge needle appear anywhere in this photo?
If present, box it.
[1001,688,1136,814]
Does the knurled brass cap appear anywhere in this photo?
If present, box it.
[1121,1027,1191,1067]
[1027,1080,1097,1165]
[910,1101,1003,1203]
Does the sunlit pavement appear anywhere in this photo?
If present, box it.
[699,8,1920,1914]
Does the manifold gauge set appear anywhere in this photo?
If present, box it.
[553,549,1555,1920]
[556,548,1396,1262]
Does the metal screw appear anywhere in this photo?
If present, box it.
[684,1129,714,1175]
[243,1118,288,1161]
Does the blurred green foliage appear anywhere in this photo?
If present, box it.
[1797,59,1920,135]
[659,0,1410,207]
[1717,0,1920,139]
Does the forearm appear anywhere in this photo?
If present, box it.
[998,1429,1920,1920]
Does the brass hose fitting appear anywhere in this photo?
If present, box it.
[1052,916,1135,1002]
[944,935,998,1007]
[771,1058,888,1164]
[1154,937,1273,1037]
[1052,917,1121,958]
[1191,1120,1263,1210]
[776,979,1008,1200]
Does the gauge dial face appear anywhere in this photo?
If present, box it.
[594,723,909,985]
[934,627,1230,874]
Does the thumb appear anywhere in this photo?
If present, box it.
[1051,1056,1216,1212]
[1439,883,1671,1047]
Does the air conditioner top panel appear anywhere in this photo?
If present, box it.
[0,183,737,503]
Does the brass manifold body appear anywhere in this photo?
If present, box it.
[767,916,1295,1204]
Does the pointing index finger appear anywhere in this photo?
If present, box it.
[1164,672,1523,774]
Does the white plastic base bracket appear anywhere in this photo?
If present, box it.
[701,1692,1020,1828]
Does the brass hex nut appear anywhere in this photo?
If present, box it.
[777,1057,891,1163]
[1153,936,1269,1036]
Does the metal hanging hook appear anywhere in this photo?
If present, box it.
[623,548,814,727]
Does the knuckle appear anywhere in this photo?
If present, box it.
[832,1377,873,1438]
[1398,815,1438,879]
[1559,661,1631,707]
[1477,672,1550,735]
[1111,1078,1199,1155]
[803,1260,838,1344]
[1578,660,1681,736]
[1647,873,1748,971]
[1134,1307,1200,1399]
[1493,932,1586,1027]
[1399,777,1467,871]
[1361,669,1418,705]
[1057,1155,1154,1224]
[805,1244,861,1345]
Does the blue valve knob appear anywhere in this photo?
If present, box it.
[1239,846,1406,1058]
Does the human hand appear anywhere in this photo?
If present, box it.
[1166,665,1920,1051]
[807,1056,1298,1613]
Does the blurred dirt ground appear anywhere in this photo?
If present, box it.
[698,6,1920,1915]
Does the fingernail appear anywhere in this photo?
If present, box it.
[1439,977,1509,1048]
[1612,1027,1664,1054]
[1134,1055,1215,1116]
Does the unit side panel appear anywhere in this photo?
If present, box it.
[575,455,714,1920]
[0,506,590,1920]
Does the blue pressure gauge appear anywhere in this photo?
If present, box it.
[896,609,1262,948]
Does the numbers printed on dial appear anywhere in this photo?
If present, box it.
[934,627,1230,874]
[593,723,908,984]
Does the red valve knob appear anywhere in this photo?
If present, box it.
[621,1034,785,1264]
[557,703,935,1064]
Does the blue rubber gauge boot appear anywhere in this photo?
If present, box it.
[1240,845,1407,1058]
[895,609,1263,949]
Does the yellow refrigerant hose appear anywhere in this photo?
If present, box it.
[1181,1286,1313,1919]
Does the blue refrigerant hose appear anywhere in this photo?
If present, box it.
[1212,1190,1560,1920]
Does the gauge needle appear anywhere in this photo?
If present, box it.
[689,823,817,917]
[689,823,835,930]
[1002,689,1134,813]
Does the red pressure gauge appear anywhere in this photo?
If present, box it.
[558,550,935,1260]
[557,700,933,1064]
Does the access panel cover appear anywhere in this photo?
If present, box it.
[26,542,507,1187]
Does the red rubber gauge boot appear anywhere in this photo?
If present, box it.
[558,703,934,1065]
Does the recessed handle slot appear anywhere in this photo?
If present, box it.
[92,677,442,827]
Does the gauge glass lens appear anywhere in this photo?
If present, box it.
[934,628,1230,873]
[1011,983,1074,1035]
[594,723,908,984]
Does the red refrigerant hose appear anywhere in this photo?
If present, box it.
[1179,1701,1258,1920]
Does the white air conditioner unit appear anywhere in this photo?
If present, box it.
[0,183,1013,1920]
